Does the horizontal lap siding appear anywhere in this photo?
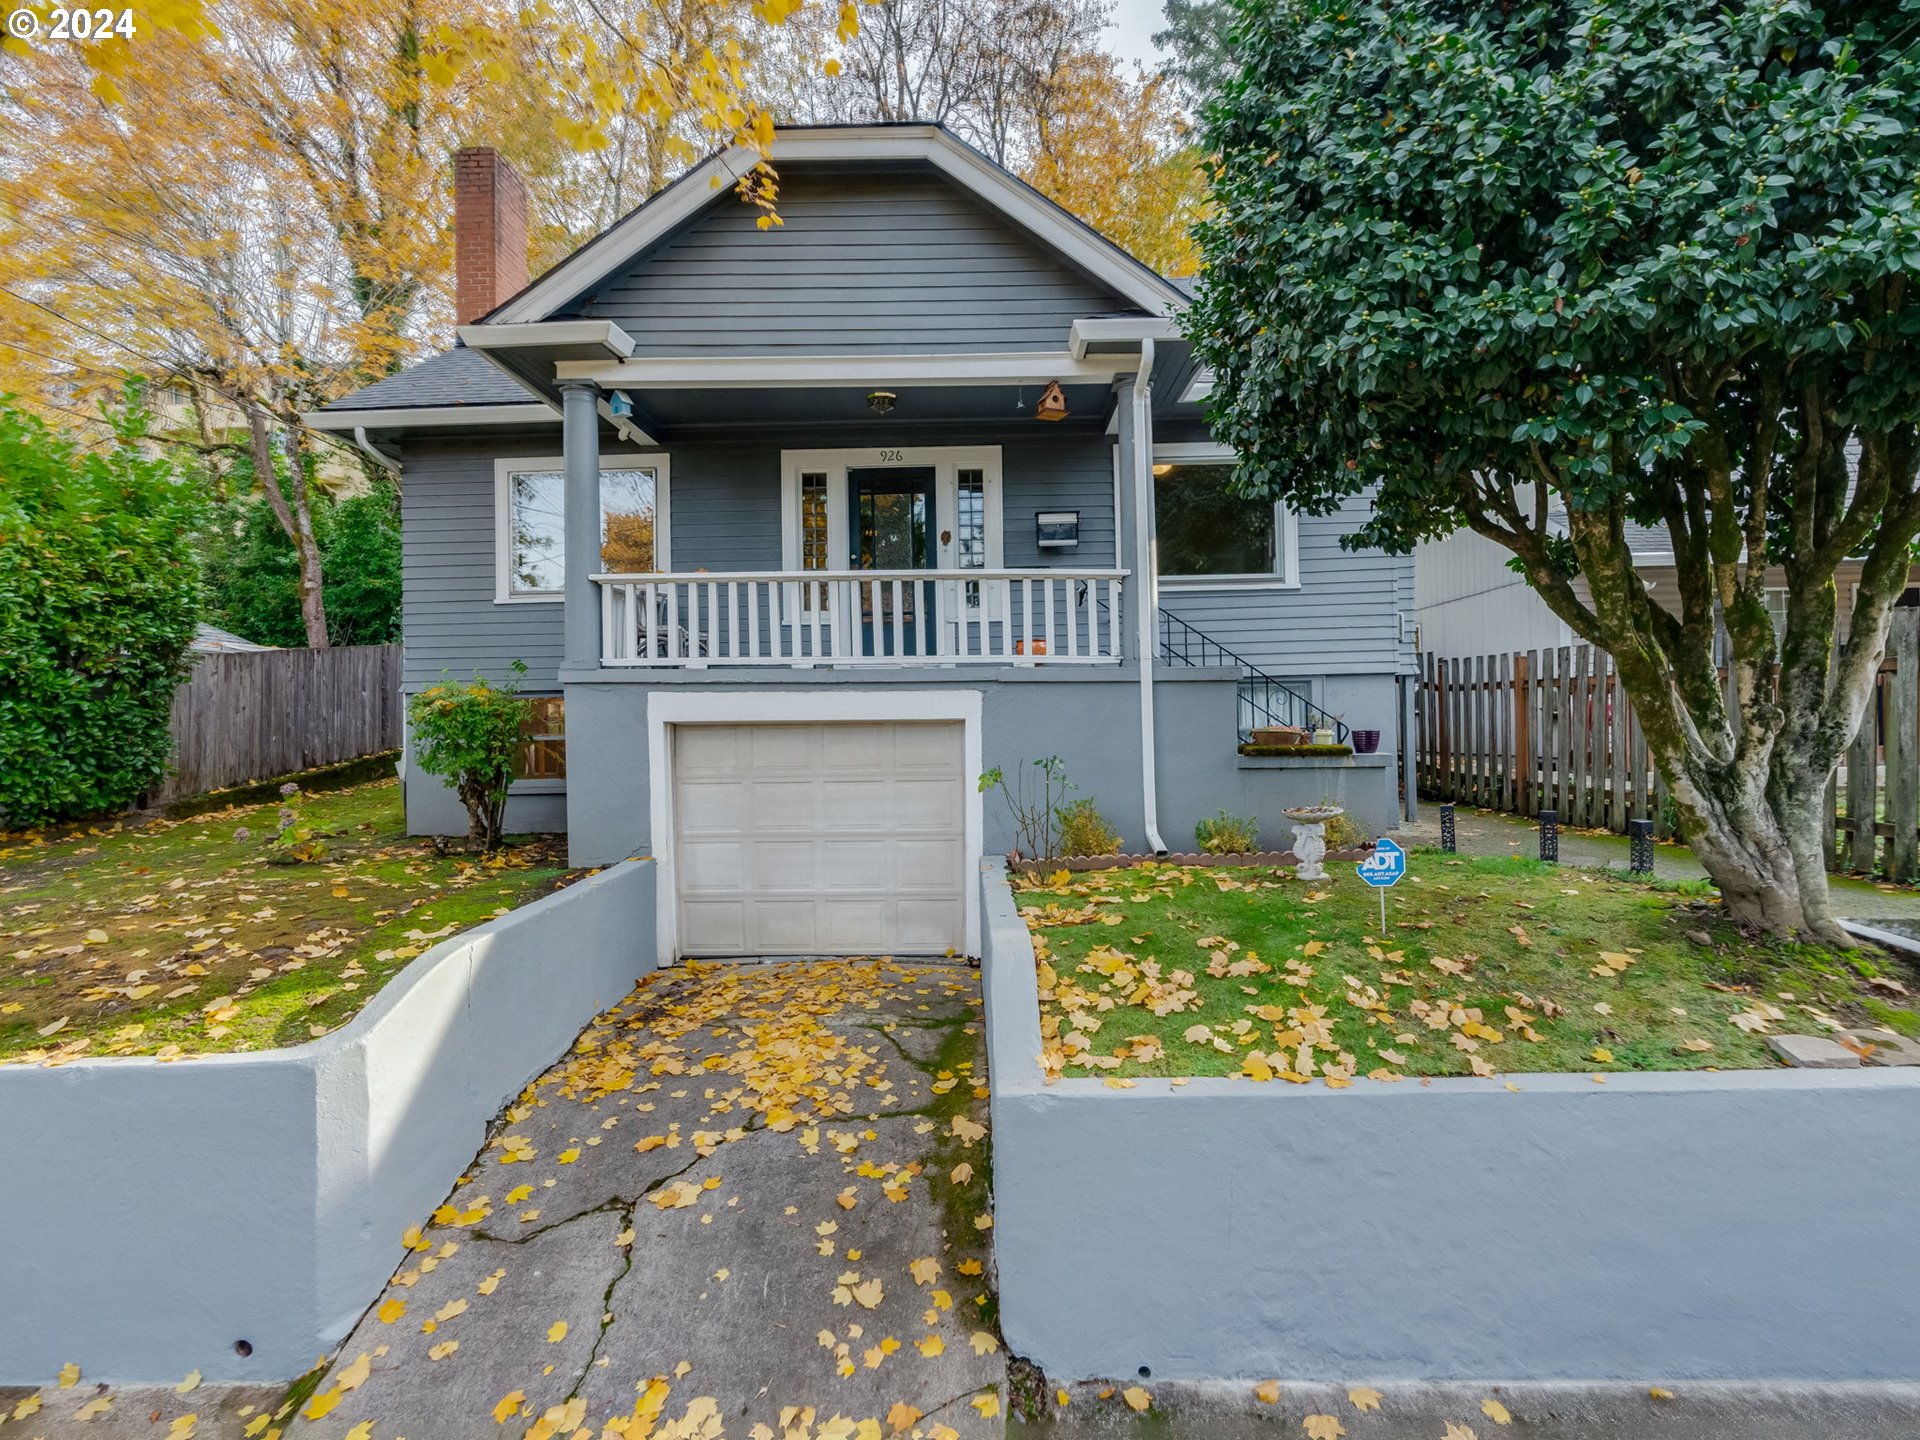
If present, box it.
[570,171,1133,354]
[1159,493,1413,677]
[401,435,568,688]
[399,427,1121,689]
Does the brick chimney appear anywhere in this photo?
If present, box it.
[454,147,529,325]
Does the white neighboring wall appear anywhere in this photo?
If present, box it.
[1414,529,1574,657]
[0,859,657,1386]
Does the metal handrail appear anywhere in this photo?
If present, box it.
[1156,608,1351,745]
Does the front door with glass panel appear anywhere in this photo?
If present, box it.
[849,467,937,655]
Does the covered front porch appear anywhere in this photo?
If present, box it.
[462,319,1175,675]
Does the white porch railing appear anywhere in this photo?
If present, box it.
[593,569,1127,667]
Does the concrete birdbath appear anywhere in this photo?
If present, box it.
[1282,804,1345,882]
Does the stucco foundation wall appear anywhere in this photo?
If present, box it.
[560,668,1404,865]
[0,859,657,1387]
[981,862,1920,1383]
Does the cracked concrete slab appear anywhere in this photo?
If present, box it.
[281,958,1002,1440]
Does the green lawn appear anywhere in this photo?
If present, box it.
[1022,854,1920,1083]
[0,778,577,1064]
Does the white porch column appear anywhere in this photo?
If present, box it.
[1116,346,1167,852]
[561,380,602,669]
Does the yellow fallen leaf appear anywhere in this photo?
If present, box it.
[493,1389,527,1423]
[1481,1397,1512,1425]
[547,1320,568,1342]
[849,1277,884,1309]
[478,1269,506,1295]
[76,1394,113,1420]
[333,1352,372,1392]
[1649,1387,1674,1400]
[951,1162,973,1184]
[1590,1047,1614,1064]
[428,1339,459,1360]
[558,1147,580,1164]
[1443,1425,1478,1440]
[176,1369,202,1394]
[956,1258,984,1276]
[304,1389,342,1421]
[1303,1417,1345,1440]
[85,928,109,943]
[971,1394,1000,1419]
[505,1185,533,1204]
[1349,1386,1382,1411]
[969,1330,999,1355]
[886,1401,922,1433]
[916,1333,945,1357]
[12,1395,41,1420]
[1255,1380,1281,1404]
[1122,1386,1151,1412]
[434,1298,468,1323]
[910,1256,941,1286]
[57,1360,80,1388]
[167,1417,198,1440]
[837,1187,859,1210]
[377,1297,406,1323]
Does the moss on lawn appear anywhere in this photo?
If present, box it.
[1022,853,1920,1082]
[0,778,578,1063]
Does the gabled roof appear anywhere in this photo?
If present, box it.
[483,123,1190,327]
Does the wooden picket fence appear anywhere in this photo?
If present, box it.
[1417,608,1920,880]
[1417,644,1671,839]
[149,644,403,805]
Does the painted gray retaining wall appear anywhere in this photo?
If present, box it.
[0,859,657,1387]
[981,861,1920,1383]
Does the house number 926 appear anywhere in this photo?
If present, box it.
[878,449,905,463]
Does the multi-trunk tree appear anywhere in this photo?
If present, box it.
[1190,0,1920,942]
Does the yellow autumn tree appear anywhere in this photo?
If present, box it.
[1022,54,1208,277]
[0,0,847,643]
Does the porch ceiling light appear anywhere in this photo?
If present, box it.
[866,390,897,416]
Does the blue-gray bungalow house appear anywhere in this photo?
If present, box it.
[311,124,1416,961]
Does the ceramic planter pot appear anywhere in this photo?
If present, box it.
[1352,729,1381,753]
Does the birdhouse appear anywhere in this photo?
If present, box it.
[1034,380,1068,422]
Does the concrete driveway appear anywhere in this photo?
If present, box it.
[284,957,1002,1440]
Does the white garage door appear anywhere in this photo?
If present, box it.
[671,721,967,957]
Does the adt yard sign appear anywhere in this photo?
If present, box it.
[1357,836,1406,929]
[1357,836,1406,887]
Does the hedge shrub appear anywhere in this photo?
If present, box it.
[0,401,202,827]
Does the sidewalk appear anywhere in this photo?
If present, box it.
[1394,806,1920,925]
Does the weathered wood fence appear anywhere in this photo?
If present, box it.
[1417,609,1920,879]
[149,644,403,805]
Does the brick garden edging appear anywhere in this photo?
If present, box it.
[979,857,1920,1382]
[1006,844,1376,875]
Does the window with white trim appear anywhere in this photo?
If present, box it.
[496,456,669,601]
[1151,447,1298,587]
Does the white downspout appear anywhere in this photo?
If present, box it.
[1132,339,1168,855]
[352,426,401,474]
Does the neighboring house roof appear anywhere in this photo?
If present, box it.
[327,346,540,413]
[192,624,277,653]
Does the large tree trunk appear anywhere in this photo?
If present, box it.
[247,407,330,649]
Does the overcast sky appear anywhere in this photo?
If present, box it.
[1106,0,1170,70]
